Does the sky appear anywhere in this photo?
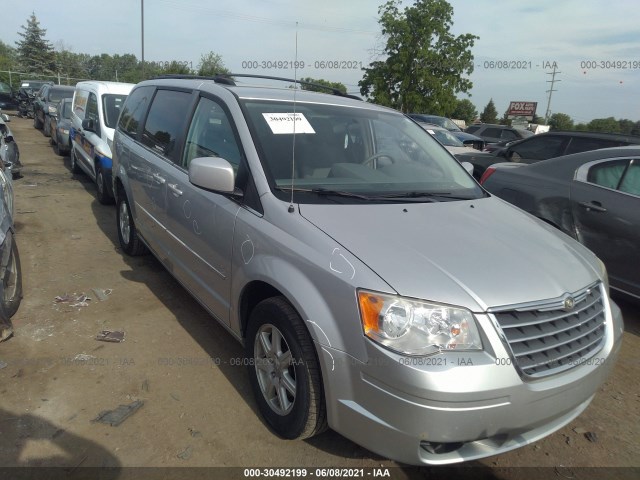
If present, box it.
[3,0,639,123]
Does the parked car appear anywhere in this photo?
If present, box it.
[49,98,73,156]
[33,84,75,136]
[418,123,480,155]
[70,81,134,204]
[113,75,621,466]
[0,82,17,111]
[16,80,53,119]
[408,114,485,150]
[481,146,640,300]
[466,131,640,180]
[0,155,22,341]
[465,123,534,144]
[0,112,22,178]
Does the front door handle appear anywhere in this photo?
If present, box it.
[152,173,166,185]
[579,201,607,213]
[168,183,183,197]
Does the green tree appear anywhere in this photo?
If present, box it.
[359,0,478,113]
[548,113,574,131]
[15,13,56,74]
[162,60,194,75]
[300,77,347,94]
[587,117,620,133]
[451,98,477,124]
[0,41,16,86]
[618,119,635,135]
[499,109,512,126]
[197,51,230,76]
[479,98,498,123]
[574,123,588,131]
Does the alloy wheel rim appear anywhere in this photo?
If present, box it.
[254,323,296,416]
[119,202,131,244]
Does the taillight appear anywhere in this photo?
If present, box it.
[479,167,496,185]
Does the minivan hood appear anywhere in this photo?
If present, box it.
[299,197,599,311]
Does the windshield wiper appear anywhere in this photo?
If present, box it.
[275,186,374,200]
[374,191,475,201]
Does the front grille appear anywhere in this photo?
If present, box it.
[492,283,606,378]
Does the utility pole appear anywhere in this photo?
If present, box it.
[544,66,561,123]
[141,0,145,78]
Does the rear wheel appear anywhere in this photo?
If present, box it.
[117,192,147,256]
[43,116,51,137]
[246,297,327,439]
[33,113,42,129]
[53,134,61,156]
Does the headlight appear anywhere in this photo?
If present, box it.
[61,128,69,135]
[358,290,482,356]
[48,105,57,114]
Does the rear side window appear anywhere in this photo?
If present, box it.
[500,129,518,141]
[118,86,154,139]
[510,135,565,160]
[565,136,622,155]
[482,127,502,138]
[141,89,193,163]
[466,125,480,134]
[619,160,640,196]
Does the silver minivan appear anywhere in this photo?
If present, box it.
[70,81,134,203]
[112,76,622,465]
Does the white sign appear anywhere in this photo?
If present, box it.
[262,113,316,134]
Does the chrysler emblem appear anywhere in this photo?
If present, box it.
[563,296,575,311]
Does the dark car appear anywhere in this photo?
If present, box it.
[16,80,53,118]
[0,113,22,178]
[33,84,75,137]
[462,131,640,180]
[465,123,534,144]
[0,82,17,111]
[50,98,73,156]
[481,146,640,300]
[408,114,485,150]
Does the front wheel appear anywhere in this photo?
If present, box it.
[43,116,51,137]
[117,192,147,256]
[246,297,327,440]
[96,166,113,205]
[0,232,23,338]
[69,148,81,174]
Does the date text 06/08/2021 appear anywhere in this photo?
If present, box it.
[241,60,363,70]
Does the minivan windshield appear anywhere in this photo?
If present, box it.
[242,99,483,202]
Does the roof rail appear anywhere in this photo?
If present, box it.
[225,73,362,100]
[153,74,236,86]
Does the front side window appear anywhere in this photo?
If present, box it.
[587,159,629,189]
[500,129,518,141]
[86,93,101,137]
[241,99,483,203]
[141,89,193,162]
[182,96,242,170]
[510,136,565,160]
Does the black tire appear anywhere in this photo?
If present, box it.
[70,148,81,174]
[0,232,23,321]
[95,166,113,205]
[53,134,61,156]
[33,112,42,129]
[43,116,51,137]
[117,192,147,256]
[246,297,327,440]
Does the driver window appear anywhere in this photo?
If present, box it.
[182,97,242,171]
[86,93,101,137]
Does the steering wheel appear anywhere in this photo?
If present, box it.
[362,152,396,168]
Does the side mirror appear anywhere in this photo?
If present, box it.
[189,157,240,196]
[460,162,474,176]
[81,118,95,132]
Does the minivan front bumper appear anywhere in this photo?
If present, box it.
[318,299,622,465]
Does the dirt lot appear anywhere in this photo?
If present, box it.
[0,115,638,479]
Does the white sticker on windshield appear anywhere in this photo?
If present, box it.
[262,113,316,134]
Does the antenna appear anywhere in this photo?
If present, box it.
[288,23,299,213]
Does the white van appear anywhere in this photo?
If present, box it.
[70,81,134,203]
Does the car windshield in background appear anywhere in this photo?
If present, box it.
[427,128,465,147]
[49,90,73,103]
[0,83,12,94]
[242,100,483,202]
[102,94,127,128]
